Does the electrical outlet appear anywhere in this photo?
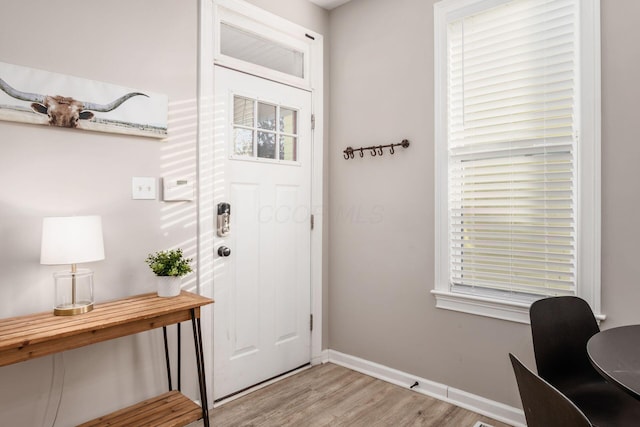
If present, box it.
[132,177,156,200]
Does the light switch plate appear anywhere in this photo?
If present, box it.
[132,177,156,200]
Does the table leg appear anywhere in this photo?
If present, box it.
[191,308,210,427]
[162,326,172,391]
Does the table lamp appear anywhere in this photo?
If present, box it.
[40,215,105,316]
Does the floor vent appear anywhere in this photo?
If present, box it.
[473,422,495,427]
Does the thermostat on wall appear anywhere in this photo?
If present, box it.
[162,178,194,202]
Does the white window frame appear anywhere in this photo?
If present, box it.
[433,0,601,323]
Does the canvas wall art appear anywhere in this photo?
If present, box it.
[0,61,168,138]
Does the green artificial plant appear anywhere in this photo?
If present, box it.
[145,249,193,277]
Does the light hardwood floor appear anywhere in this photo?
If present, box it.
[205,363,513,427]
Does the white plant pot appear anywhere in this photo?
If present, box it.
[157,276,182,297]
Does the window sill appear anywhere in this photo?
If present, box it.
[431,290,534,324]
[431,290,607,324]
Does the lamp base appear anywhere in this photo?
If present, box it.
[54,302,94,316]
[53,268,95,316]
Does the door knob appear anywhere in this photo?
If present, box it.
[217,246,231,257]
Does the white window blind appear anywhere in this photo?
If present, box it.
[447,0,577,299]
[220,23,305,79]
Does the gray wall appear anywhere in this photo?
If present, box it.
[0,0,328,425]
[600,0,640,327]
[328,0,640,409]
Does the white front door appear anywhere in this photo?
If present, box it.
[213,65,312,400]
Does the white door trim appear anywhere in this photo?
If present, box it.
[197,0,324,408]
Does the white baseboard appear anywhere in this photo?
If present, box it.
[311,348,329,365]
[327,350,525,427]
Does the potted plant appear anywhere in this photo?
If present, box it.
[145,249,192,297]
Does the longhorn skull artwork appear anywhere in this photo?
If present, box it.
[0,77,148,129]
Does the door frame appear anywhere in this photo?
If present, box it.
[196,0,324,408]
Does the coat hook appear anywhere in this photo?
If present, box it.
[344,147,354,160]
[342,139,410,160]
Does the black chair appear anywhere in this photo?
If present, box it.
[530,296,640,426]
[510,353,592,427]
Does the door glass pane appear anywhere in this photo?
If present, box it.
[258,103,276,130]
[231,94,300,163]
[257,131,276,159]
[233,96,254,127]
[279,136,297,161]
[233,128,254,156]
[280,108,297,134]
[220,23,304,79]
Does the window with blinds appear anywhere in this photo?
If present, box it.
[434,0,600,322]
[443,0,582,301]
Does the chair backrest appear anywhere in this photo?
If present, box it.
[510,353,593,427]
[529,296,601,386]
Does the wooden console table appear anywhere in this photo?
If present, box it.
[0,291,213,427]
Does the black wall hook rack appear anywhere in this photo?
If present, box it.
[343,139,410,160]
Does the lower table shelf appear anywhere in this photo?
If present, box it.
[78,390,202,427]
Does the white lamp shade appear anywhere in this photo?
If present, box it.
[41,216,105,265]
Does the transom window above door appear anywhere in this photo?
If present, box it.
[214,2,312,89]
[232,95,299,163]
[221,23,305,79]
